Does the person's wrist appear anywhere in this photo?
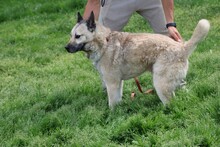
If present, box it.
[166,22,176,28]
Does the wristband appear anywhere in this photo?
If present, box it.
[101,0,105,7]
[166,22,177,28]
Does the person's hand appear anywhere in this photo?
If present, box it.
[167,26,182,42]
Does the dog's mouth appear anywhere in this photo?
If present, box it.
[65,43,86,53]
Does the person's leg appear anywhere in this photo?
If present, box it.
[137,0,168,35]
[83,0,100,20]
[99,0,135,31]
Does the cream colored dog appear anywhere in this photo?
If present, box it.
[65,12,210,108]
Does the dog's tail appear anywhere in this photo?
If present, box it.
[184,19,210,56]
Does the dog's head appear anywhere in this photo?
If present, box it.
[65,12,96,53]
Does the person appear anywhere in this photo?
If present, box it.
[83,0,100,21]
[83,0,182,42]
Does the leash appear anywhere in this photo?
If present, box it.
[134,77,143,93]
[131,77,154,99]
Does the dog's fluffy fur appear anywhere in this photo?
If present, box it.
[65,12,210,108]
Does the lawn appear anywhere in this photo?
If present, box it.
[0,0,220,146]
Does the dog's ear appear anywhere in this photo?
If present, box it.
[77,12,83,23]
[86,11,96,32]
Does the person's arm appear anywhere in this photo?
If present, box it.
[161,0,182,42]
[83,0,100,20]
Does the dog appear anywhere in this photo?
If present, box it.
[65,12,210,108]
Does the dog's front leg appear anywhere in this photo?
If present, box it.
[101,77,107,92]
[96,65,107,92]
[104,79,123,109]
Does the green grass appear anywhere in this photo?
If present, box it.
[0,0,220,146]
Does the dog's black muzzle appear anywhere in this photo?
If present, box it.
[65,43,86,53]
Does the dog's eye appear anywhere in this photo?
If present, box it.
[75,34,81,39]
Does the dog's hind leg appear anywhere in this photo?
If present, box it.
[153,75,173,105]
[105,79,123,108]
[153,62,187,105]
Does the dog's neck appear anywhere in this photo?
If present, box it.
[95,23,112,44]
[86,23,112,64]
